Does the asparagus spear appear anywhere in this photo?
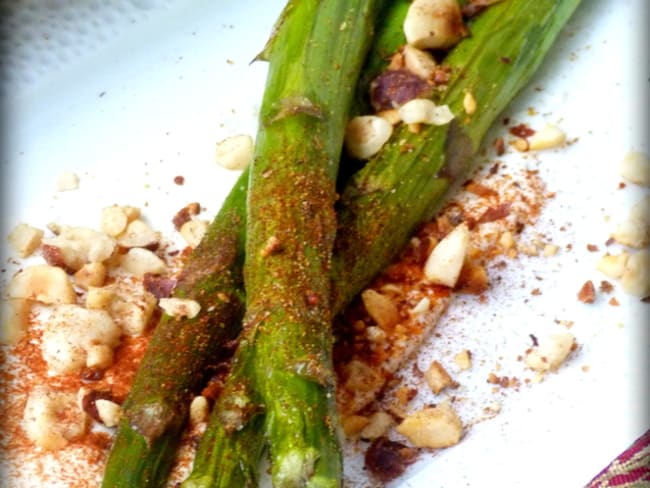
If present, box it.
[102,171,248,487]
[104,1,386,487]
[214,1,386,486]
[187,0,581,485]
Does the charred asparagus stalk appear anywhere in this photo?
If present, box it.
[187,0,581,486]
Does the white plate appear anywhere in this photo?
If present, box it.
[1,1,648,487]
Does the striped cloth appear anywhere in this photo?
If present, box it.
[586,430,650,487]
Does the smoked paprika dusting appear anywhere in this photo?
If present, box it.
[0,318,154,486]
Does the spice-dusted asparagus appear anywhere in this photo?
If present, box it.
[102,172,248,487]
[185,1,386,487]
[187,0,582,485]
[103,0,386,486]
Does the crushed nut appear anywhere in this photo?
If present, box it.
[463,91,477,115]
[94,399,122,428]
[120,247,168,278]
[116,220,160,249]
[398,98,455,126]
[345,115,393,160]
[453,350,472,370]
[189,395,210,425]
[527,124,566,151]
[402,44,438,80]
[424,360,458,394]
[158,297,201,319]
[525,332,576,372]
[621,249,650,297]
[8,223,44,258]
[342,415,371,438]
[620,151,650,187]
[596,252,629,279]
[55,171,79,192]
[360,411,395,440]
[0,298,31,345]
[180,220,209,248]
[215,134,254,170]
[423,222,470,287]
[361,289,401,330]
[100,206,129,237]
[22,388,88,450]
[403,0,467,49]
[8,264,76,305]
[41,305,121,374]
[396,402,463,448]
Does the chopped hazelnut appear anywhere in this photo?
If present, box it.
[424,360,458,394]
[8,223,44,258]
[396,403,463,448]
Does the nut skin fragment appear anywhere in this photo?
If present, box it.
[172,202,201,231]
[364,437,419,483]
[577,280,596,303]
[369,69,433,111]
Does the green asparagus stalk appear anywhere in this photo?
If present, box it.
[187,0,581,486]
[211,1,385,486]
[103,1,386,487]
[102,172,248,487]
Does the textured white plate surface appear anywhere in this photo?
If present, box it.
[1,1,648,487]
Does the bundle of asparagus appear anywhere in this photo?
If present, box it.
[102,0,581,486]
